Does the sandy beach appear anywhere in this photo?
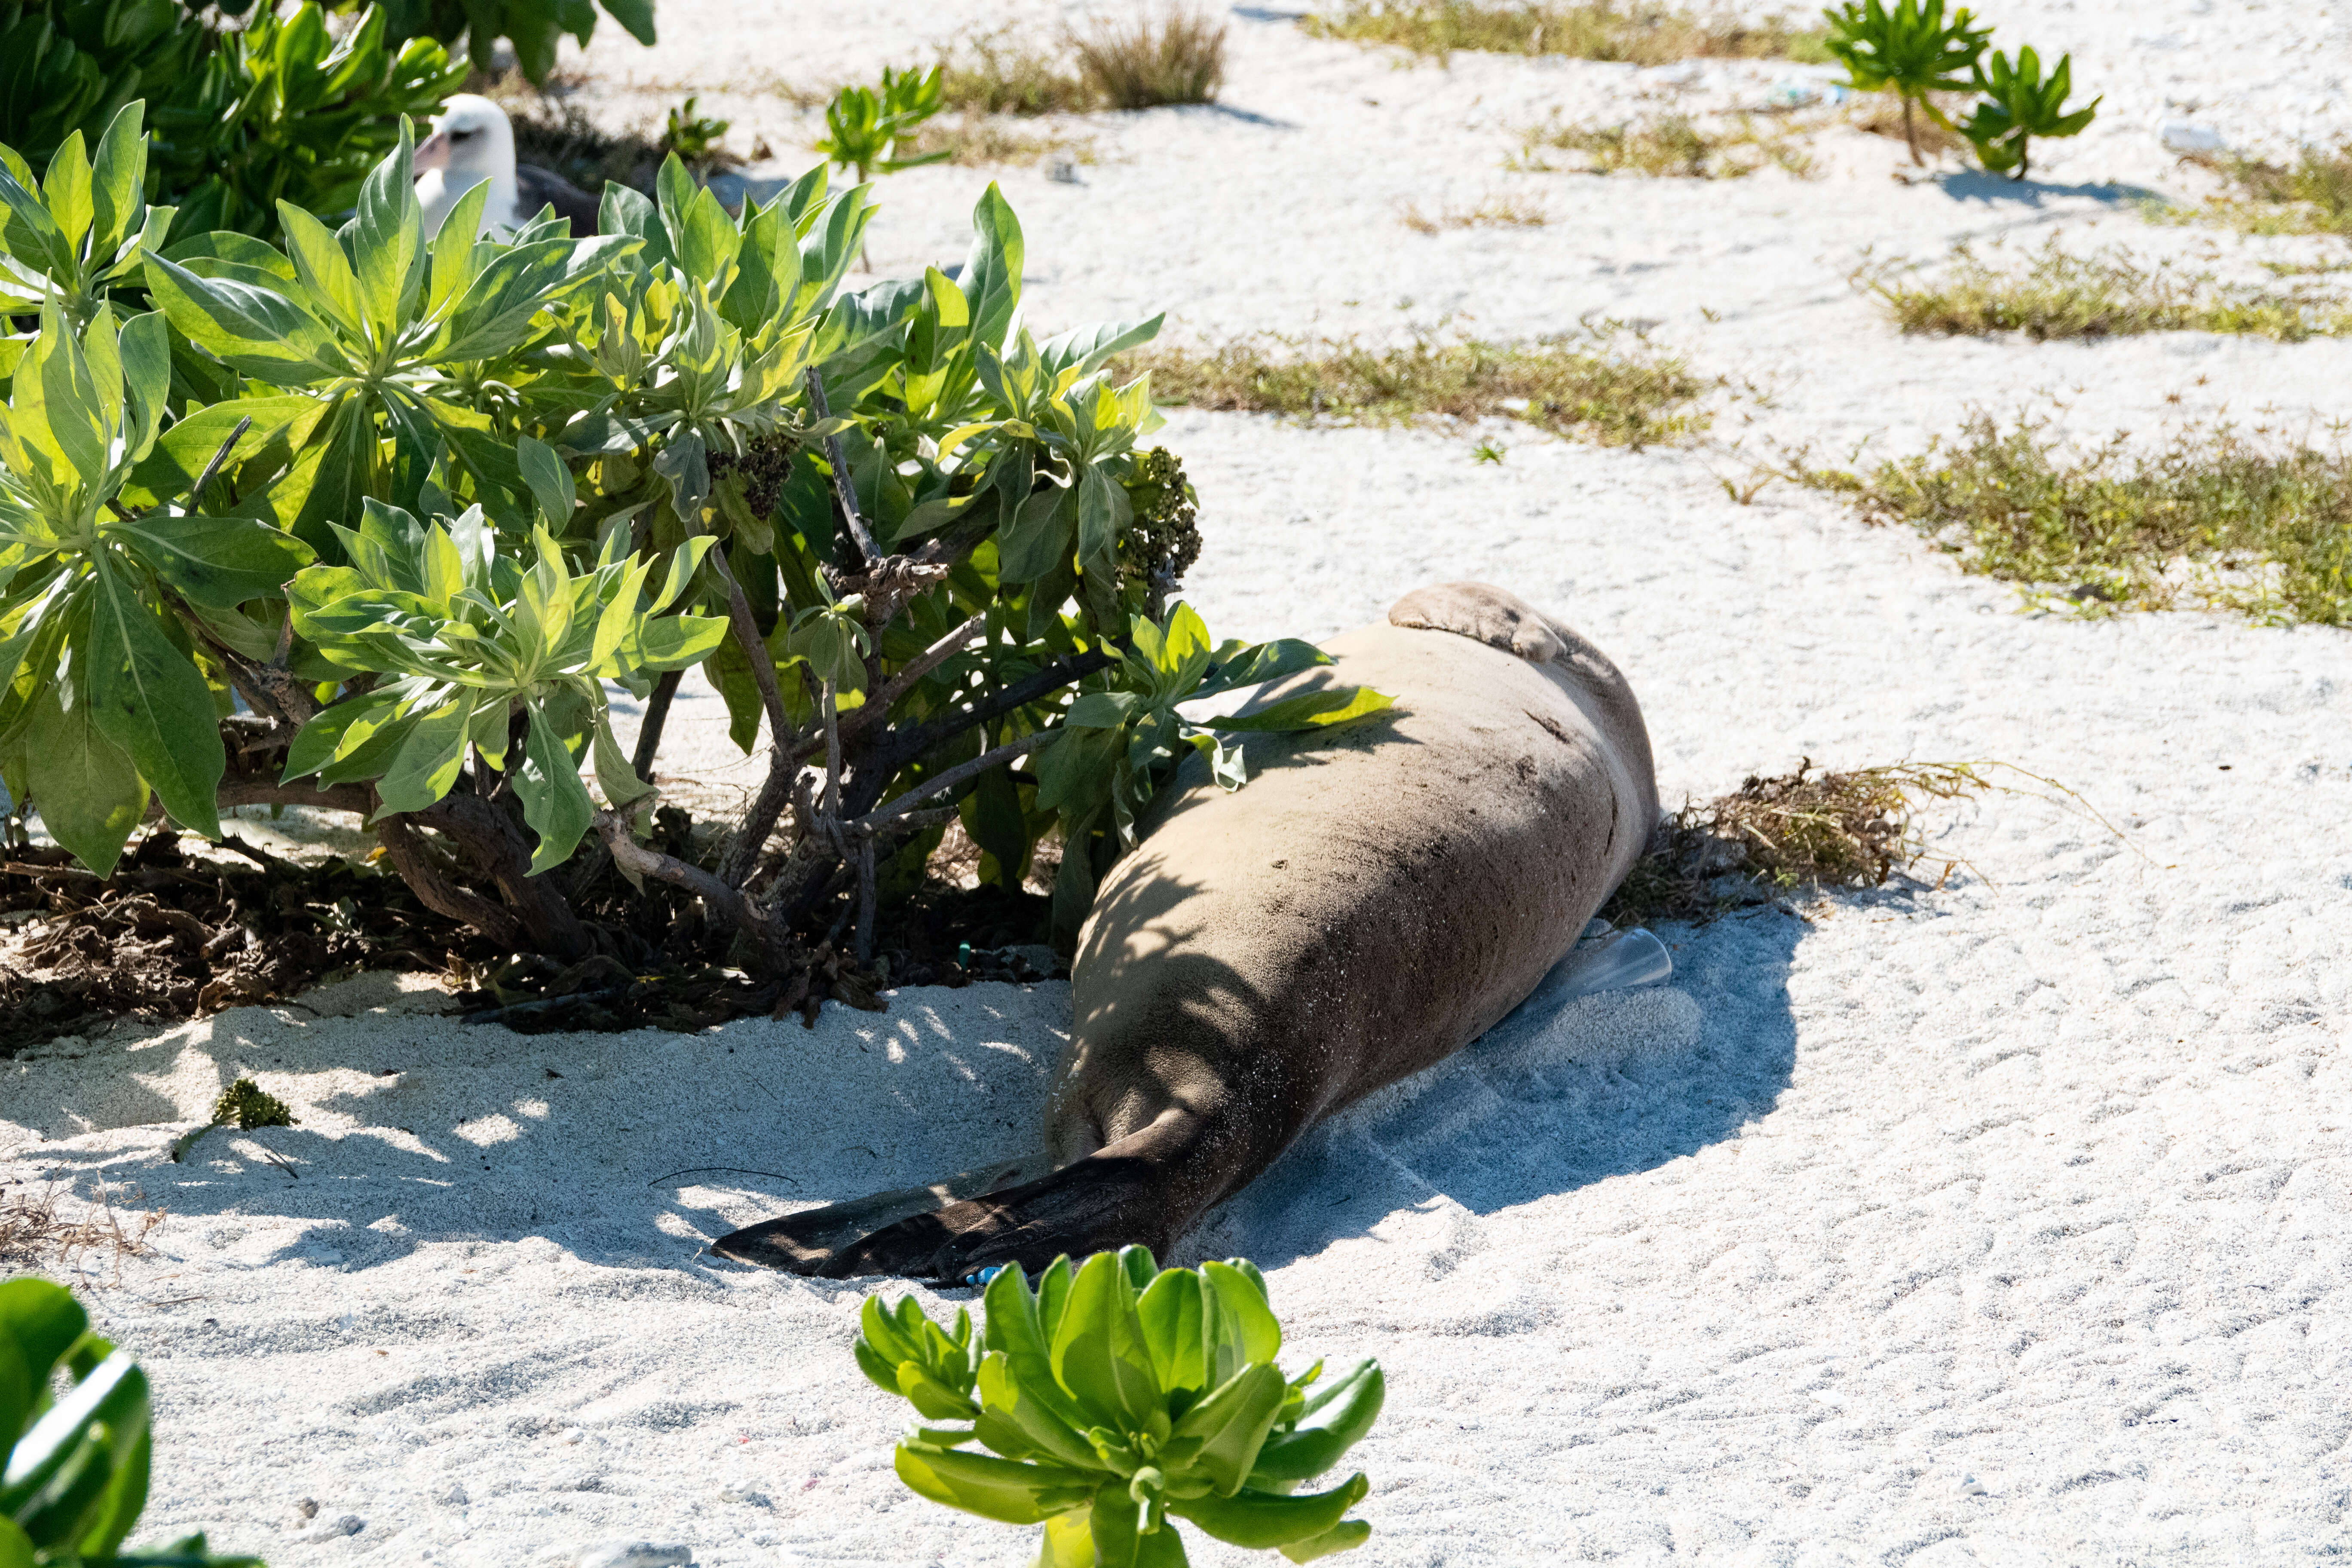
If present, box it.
[6,2,2351,1562]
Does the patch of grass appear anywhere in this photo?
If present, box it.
[1302,0,1828,65]
[906,118,1099,169]
[1516,111,1814,178]
[2149,144,2352,238]
[1603,760,1994,924]
[936,9,1225,117]
[1128,330,1714,448]
[1073,6,1228,109]
[1398,193,1550,230]
[1801,412,2352,625]
[1865,243,2352,341]
[940,29,1099,116]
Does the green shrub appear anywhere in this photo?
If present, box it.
[0,106,1383,978]
[0,1,462,245]
[1818,0,1988,165]
[3,1275,266,1565]
[859,1248,1383,1565]
[1958,45,2097,179]
[361,0,655,84]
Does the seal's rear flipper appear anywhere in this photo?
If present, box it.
[708,1150,1053,1272]
[712,1108,1218,1282]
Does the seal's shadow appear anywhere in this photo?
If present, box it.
[1179,910,1802,1271]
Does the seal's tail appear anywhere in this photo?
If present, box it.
[710,1107,1214,1282]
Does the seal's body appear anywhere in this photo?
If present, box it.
[713,584,1658,1280]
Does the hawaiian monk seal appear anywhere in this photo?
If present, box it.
[713,582,1659,1280]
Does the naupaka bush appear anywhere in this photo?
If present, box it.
[0,101,1389,987]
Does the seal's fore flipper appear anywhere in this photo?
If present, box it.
[709,1150,1053,1271]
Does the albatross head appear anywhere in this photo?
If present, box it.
[414,94,518,237]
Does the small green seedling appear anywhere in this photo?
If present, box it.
[815,64,951,187]
[659,95,732,170]
[857,1247,1384,1566]
[171,1076,298,1162]
[2,1276,265,1565]
[1960,47,2099,181]
[1820,0,1990,165]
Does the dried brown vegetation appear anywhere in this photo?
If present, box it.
[1602,760,1994,924]
[1302,0,1828,65]
[0,1182,162,1282]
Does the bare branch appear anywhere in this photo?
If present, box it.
[375,814,528,949]
[864,650,1111,791]
[593,805,772,944]
[704,536,792,747]
[630,668,685,780]
[855,728,1065,830]
[189,414,253,511]
[805,368,881,569]
[839,611,989,743]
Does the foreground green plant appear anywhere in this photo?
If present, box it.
[1799,410,2352,624]
[859,1249,1383,1566]
[3,1276,265,1565]
[0,98,1381,988]
[1819,0,1988,165]
[1302,0,1827,65]
[1862,242,2352,341]
[1133,331,1713,448]
[1959,45,2096,179]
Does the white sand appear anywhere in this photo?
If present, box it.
[9,2,2352,1562]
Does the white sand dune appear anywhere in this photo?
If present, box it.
[8,1,2352,1563]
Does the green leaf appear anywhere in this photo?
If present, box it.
[1200,1262,1280,1389]
[0,1516,31,1568]
[1210,686,1394,734]
[591,717,655,810]
[1065,692,1137,730]
[960,183,1024,352]
[81,561,223,838]
[1168,1473,1369,1551]
[1194,639,1330,699]
[515,699,594,873]
[350,123,424,339]
[1251,1362,1384,1485]
[142,253,343,382]
[0,1279,86,1445]
[1170,1362,1286,1496]
[283,685,407,780]
[87,102,148,261]
[1135,1268,1206,1396]
[1050,1253,1161,1431]
[276,202,369,340]
[998,484,1073,584]
[517,435,576,530]
[370,695,473,815]
[43,131,94,249]
[1279,1520,1373,1562]
[890,1443,1094,1527]
[106,516,315,611]
[76,1426,149,1560]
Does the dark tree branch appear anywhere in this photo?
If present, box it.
[837,611,988,746]
[216,779,374,815]
[856,650,1112,812]
[631,668,684,780]
[806,369,880,569]
[375,813,528,950]
[593,804,772,946]
[853,729,1064,831]
[412,793,597,961]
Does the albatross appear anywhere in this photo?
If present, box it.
[414,94,603,239]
